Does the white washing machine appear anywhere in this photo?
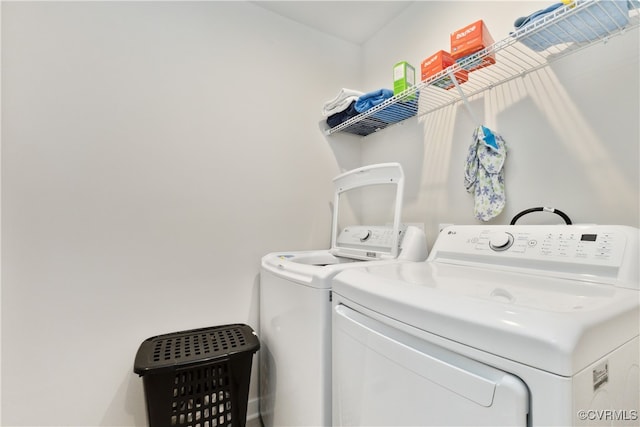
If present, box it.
[259,163,428,427]
[332,224,639,426]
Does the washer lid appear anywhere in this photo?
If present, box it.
[330,163,404,261]
[332,261,639,376]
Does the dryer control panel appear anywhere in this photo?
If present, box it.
[430,225,639,288]
[479,229,620,261]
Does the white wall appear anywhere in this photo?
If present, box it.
[1,2,361,425]
[3,2,639,426]
[353,1,639,245]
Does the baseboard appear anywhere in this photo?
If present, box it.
[246,397,262,427]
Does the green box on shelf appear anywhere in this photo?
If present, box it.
[393,61,416,101]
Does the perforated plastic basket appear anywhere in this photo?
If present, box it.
[134,324,260,427]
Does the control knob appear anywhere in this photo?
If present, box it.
[355,229,372,242]
[489,232,514,251]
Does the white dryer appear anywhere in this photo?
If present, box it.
[259,163,427,427]
[332,224,639,426]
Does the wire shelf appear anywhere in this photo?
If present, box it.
[325,0,639,137]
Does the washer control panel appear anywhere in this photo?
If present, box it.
[336,225,403,249]
[430,225,639,286]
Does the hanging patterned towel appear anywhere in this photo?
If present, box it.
[464,126,507,221]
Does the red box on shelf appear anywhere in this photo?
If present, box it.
[421,50,469,90]
[450,19,496,72]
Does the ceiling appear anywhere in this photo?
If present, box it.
[251,1,415,45]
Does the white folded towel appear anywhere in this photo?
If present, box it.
[322,88,364,117]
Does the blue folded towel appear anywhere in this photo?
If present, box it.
[370,96,419,124]
[354,89,394,113]
[515,0,630,52]
[514,3,564,29]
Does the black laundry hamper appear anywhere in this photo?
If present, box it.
[134,324,260,427]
